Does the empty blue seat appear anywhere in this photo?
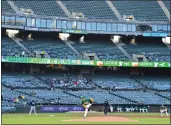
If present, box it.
[2,1,15,13]
[112,1,168,21]
[111,91,169,104]
[91,71,141,89]
[163,1,170,11]
[122,40,170,62]
[62,1,118,20]
[13,0,67,17]
[72,40,130,61]
[135,75,170,90]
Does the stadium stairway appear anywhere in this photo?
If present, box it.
[155,92,171,101]
[91,81,104,89]
[157,0,170,22]
[61,39,87,59]
[2,86,44,105]
[105,0,123,20]
[10,37,32,56]
[2,82,13,89]
[64,91,81,98]
[118,69,170,102]
[126,73,168,91]
[109,91,137,104]
[88,73,140,104]
[114,43,134,61]
[111,0,168,22]
[16,89,47,101]
[2,0,15,13]
[61,73,136,104]
[62,1,118,20]
[84,78,138,104]
[6,0,20,14]
[118,68,145,88]
[12,0,67,17]
[166,44,171,50]
[3,73,51,89]
[57,0,72,17]
[2,36,28,57]
[30,74,50,87]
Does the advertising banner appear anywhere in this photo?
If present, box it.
[143,32,168,37]
[2,56,170,68]
[40,106,84,112]
[62,29,87,34]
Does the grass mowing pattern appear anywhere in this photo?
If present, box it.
[2,112,170,124]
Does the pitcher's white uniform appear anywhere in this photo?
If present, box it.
[81,97,94,119]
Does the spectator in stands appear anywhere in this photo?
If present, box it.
[2,93,3,101]
[10,86,14,90]
[143,88,146,92]
[31,91,36,96]
[73,80,78,85]
[113,86,115,91]
[22,51,25,57]
[64,83,68,92]
[33,52,36,57]
[87,78,92,85]
[64,78,68,84]
[13,98,19,103]
[77,78,82,85]
[51,79,55,88]
[60,79,64,84]
[53,78,56,82]
[18,95,25,99]
[57,98,60,105]
[50,82,55,91]
[110,85,113,91]
[56,79,60,84]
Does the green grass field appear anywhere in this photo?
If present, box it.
[2,112,170,124]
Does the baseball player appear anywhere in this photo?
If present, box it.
[104,100,109,115]
[81,96,94,119]
[29,100,37,116]
[160,104,169,116]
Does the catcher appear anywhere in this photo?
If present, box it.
[160,104,169,116]
[81,96,94,119]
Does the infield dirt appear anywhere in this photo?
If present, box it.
[62,116,138,122]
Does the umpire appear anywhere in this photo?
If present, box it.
[104,100,109,115]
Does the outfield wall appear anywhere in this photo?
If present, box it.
[3,104,170,113]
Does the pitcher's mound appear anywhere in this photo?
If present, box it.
[63,116,138,122]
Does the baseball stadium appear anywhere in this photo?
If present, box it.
[1,0,171,124]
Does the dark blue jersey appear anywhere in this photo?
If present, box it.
[104,101,109,108]
[30,101,36,106]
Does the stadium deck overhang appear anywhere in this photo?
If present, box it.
[2,12,170,37]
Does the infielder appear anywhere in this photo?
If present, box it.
[160,104,169,116]
[29,100,37,115]
[81,96,94,119]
